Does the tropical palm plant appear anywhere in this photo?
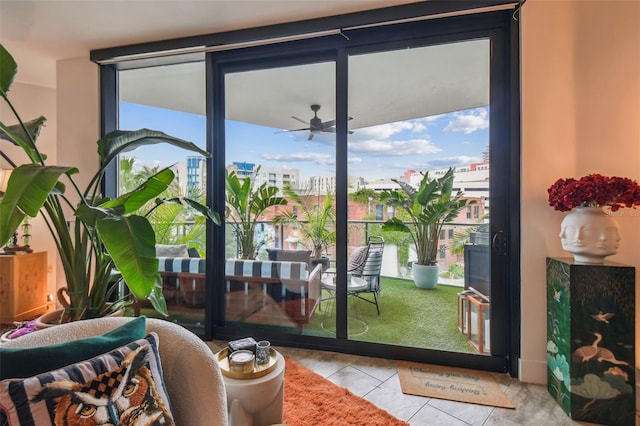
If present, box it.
[0,44,220,322]
[225,166,287,259]
[273,186,336,259]
[450,218,489,256]
[119,157,206,251]
[380,167,472,266]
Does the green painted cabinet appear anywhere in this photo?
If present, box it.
[546,257,635,425]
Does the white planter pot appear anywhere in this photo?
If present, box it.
[559,206,620,264]
[412,263,439,289]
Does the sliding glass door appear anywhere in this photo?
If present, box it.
[211,18,512,368]
[117,62,208,334]
[221,59,338,337]
[103,9,517,374]
[346,39,492,354]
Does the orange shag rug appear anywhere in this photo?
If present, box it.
[283,356,408,426]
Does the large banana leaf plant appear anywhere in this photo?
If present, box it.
[225,166,287,259]
[380,167,472,266]
[0,44,220,322]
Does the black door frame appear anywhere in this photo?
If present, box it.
[97,4,521,376]
[206,11,519,374]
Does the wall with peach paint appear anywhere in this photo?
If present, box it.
[0,82,58,305]
[520,0,640,383]
[54,57,100,289]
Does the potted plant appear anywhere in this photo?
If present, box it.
[225,166,287,259]
[380,167,472,289]
[273,187,336,270]
[0,44,220,324]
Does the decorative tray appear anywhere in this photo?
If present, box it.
[215,347,278,379]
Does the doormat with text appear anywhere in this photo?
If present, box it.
[397,361,515,409]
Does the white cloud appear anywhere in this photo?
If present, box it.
[349,138,440,156]
[443,108,489,134]
[261,152,334,165]
[261,152,363,166]
[429,156,482,167]
[131,159,166,171]
[387,155,482,171]
[352,121,420,140]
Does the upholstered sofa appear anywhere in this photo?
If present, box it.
[224,259,322,331]
[1,317,228,425]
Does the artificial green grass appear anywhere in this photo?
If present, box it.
[131,277,475,354]
[306,278,475,354]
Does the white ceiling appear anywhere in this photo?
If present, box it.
[0,0,424,88]
[1,0,490,131]
[119,39,489,132]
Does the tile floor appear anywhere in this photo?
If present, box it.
[208,340,637,426]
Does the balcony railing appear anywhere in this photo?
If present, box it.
[224,219,487,281]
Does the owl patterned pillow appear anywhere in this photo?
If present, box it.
[0,333,174,426]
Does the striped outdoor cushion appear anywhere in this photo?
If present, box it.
[158,257,206,274]
[225,260,309,281]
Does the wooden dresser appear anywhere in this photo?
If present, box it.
[0,252,49,322]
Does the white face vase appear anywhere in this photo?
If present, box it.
[559,208,620,263]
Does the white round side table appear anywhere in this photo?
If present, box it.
[223,351,285,426]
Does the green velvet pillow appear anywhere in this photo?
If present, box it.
[0,316,146,380]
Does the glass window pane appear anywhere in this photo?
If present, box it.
[347,40,490,353]
[118,62,207,331]
[223,62,336,336]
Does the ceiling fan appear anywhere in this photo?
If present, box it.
[285,104,352,140]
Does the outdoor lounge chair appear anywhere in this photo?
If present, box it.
[350,236,385,314]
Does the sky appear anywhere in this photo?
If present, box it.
[119,101,489,182]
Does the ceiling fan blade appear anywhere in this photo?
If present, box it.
[291,116,308,125]
[275,127,310,134]
[319,116,352,130]
[308,133,314,141]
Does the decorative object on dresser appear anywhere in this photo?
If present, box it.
[0,252,48,324]
[546,257,635,425]
[1,217,33,254]
[547,173,640,264]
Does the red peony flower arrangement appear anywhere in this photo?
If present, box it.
[548,173,640,212]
